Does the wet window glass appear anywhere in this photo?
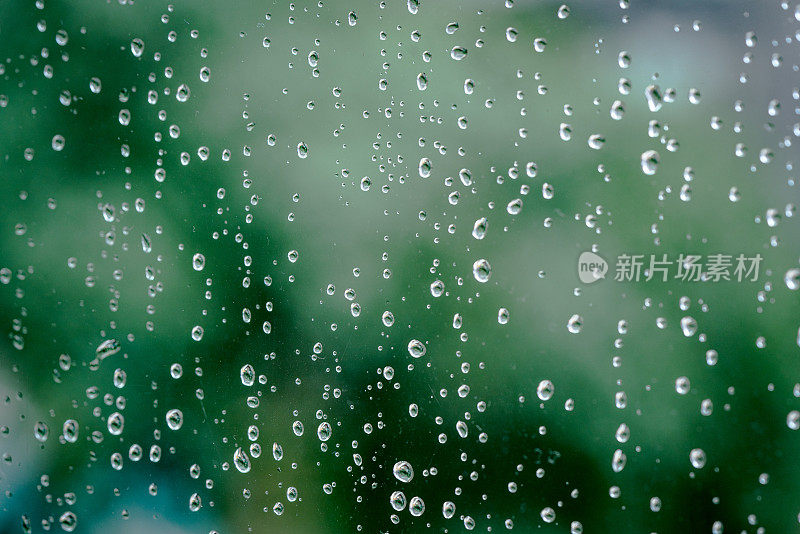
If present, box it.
[2,1,800,532]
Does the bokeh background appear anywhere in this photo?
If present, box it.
[1,0,799,532]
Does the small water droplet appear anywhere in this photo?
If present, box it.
[567,314,583,334]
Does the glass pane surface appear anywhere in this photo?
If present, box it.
[1,1,799,532]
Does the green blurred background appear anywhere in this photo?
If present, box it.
[1,0,799,532]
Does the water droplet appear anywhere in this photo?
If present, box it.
[450,46,468,60]
[292,420,304,436]
[390,491,407,511]
[472,258,492,283]
[418,157,432,178]
[234,446,251,473]
[464,78,474,94]
[559,123,572,141]
[541,507,556,523]
[567,314,583,334]
[191,325,204,341]
[393,460,414,483]
[240,364,255,386]
[785,268,800,290]
[507,198,523,215]
[166,409,183,430]
[96,338,121,359]
[297,142,309,159]
[59,511,77,532]
[141,233,152,253]
[192,253,205,271]
[472,217,487,239]
[640,150,660,175]
[34,421,49,442]
[588,134,605,149]
[787,410,800,430]
[498,308,510,324]
[409,496,425,516]
[675,376,691,394]
[645,84,663,112]
[430,279,444,297]
[615,423,630,443]
[610,100,625,120]
[317,422,332,441]
[107,412,124,435]
[62,419,79,443]
[376,310,395,329]
[273,442,284,460]
[680,316,697,337]
[456,420,469,438]
[442,501,456,519]
[537,380,554,401]
[650,496,662,512]
[407,339,426,358]
[51,134,65,151]
[689,448,706,469]
[89,77,102,94]
[176,84,191,102]
[612,449,627,472]
[131,38,144,57]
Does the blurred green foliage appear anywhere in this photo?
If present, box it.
[1,0,799,533]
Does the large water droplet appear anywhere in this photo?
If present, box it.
[317,422,332,441]
[192,253,205,271]
[390,491,407,511]
[612,449,627,472]
[450,46,468,60]
[689,448,706,469]
[130,38,144,57]
[393,460,414,482]
[407,339,426,358]
[240,364,255,386]
[472,258,492,283]
[537,380,554,401]
[234,446,251,473]
[680,316,697,337]
[166,409,183,430]
[418,157,432,178]
[640,150,660,175]
[472,217,487,239]
[409,496,425,516]
[645,84,663,112]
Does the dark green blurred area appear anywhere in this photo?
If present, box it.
[1,0,799,532]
